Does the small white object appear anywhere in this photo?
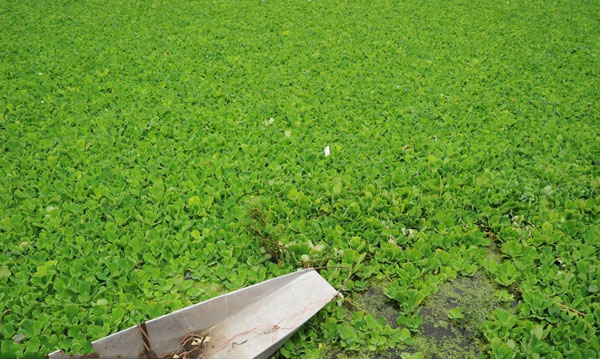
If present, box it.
[284,130,291,138]
[38,72,42,75]
[401,228,416,238]
[13,333,26,344]
[324,146,330,157]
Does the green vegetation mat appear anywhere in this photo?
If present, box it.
[1,0,599,357]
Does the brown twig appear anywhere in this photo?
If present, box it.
[160,333,209,359]
[138,323,158,359]
[554,301,586,317]
[344,297,371,316]
[312,265,353,296]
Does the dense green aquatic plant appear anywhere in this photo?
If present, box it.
[1,0,599,357]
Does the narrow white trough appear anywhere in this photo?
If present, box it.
[48,269,337,359]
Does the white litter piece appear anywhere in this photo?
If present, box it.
[324,146,330,157]
[264,117,275,126]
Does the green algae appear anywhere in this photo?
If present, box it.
[324,347,406,359]
[322,272,515,359]
[408,272,514,359]
[350,280,400,329]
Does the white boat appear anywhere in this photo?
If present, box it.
[48,268,337,359]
